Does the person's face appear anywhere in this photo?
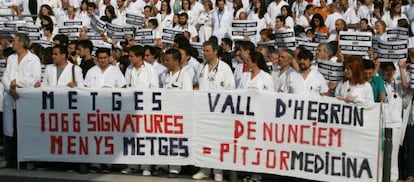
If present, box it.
[394,4,401,13]
[163,54,176,69]
[87,7,94,15]
[117,0,124,7]
[281,7,287,16]
[144,7,151,17]
[220,42,229,51]
[81,2,87,10]
[275,18,284,29]
[41,19,50,27]
[344,66,352,79]
[298,58,312,71]
[240,48,250,61]
[76,46,86,58]
[365,69,375,79]
[96,52,110,69]
[179,16,187,25]
[320,0,326,7]
[128,51,144,66]
[203,3,210,11]
[173,15,179,23]
[161,2,169,11]
[245,57,255,68]
[375,22,384,33]
[313,18,320,27]
[217,1,225,11]
[278,51,292,68]
[316,45,329,60]
[52,48,66,65]
[178,49,189,62]
[203,45,217,62]
[335,20,345,31]
[144,49,155,62]
[382,67,395,81]
[68,43,76,54]
[255,0,261,8]
[360,20,368,30]
[270,52,279,66]
[183,0,190,10]
[68,7,75,17]
[41,7,49,15]
[11,36,23,51]
[105,9,111,17]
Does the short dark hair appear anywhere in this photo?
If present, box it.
[297,47,314,61]
[129,45,145,57]
[203,41,219,52]
[179,12,189,19]
[77,40,93,54]
[221,38,232,48]
[53,45,69,58]
[53,34,69,46]
[96,48,111,56]
[165,49,181,63]
[363,59,375,70]
[15,33,30,49]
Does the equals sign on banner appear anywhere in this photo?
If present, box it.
[202,147,211,154]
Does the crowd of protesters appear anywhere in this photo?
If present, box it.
[0,0,414,181]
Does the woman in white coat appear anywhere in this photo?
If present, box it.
[336,56,374,106]
[238,50,274,90]
[156,1,174,38]
[198,0,214,42]
[248,0,271,43]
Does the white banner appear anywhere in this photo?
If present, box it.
[275,29,296,50]
[339,31,372,56]
[194,91,380,182]
[376,40,408,62]
[17,88,193,165]
[17,88,381,182]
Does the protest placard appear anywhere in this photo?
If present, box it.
[386,27,409,41]
[317,61,344,81]
[339,31,372,56]
[135,29,154,45]
[231,20,257,40]
[375,40,408,62]
[275,29,296,50]
[161,28,183,44]
[126,13,144,28]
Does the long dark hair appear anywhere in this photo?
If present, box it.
[310,13,325,28]
[251,51,270,73]
[255,0,267,19]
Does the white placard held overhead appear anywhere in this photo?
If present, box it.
[338,31,372,56]
[376,39,408,62]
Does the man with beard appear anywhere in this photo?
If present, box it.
[76,40,95,78]
[280,48,329,96]
[174,12,198,42]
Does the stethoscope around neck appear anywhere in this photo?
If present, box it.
[166,68,182,88]
[199,61,219,81]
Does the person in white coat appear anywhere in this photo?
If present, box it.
[238,48,273,91]
[156,1,174,39]
[198,0,214,42]
[35,45,84,87]
[212,0,233,43]
[335,56,374,106]
[84,48,126,88]
[192,41,235,182]
[121,45,158,175]
[1,33,41,168]
[380,61,409,182]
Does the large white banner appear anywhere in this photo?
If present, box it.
[17,88,194,165]
[17,88,381,182]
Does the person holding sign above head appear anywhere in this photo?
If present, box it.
[335,55,374,106]
[84,48,127,88]
[280,47,329,96]
[192,41,235,181]
[34,45,84,88]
